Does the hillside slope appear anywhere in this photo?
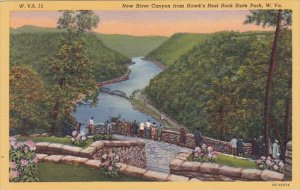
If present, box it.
[144,31,290,141]
[145,33,211,67]
[97,34,168,57]
[10,26,131,82]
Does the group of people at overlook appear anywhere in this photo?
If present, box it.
[71,117,281,160]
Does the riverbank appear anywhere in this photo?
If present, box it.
[98,68,131,87]
[130,90,187,131]
[142,58,165,69]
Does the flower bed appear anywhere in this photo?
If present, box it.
[9,137,39,182]
[187,144,256,169]
[256,156,285,173]
[190,144,217,163]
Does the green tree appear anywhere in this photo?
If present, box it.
[244,10,292,155]
[10,65,49,135]
[48,11,100,135]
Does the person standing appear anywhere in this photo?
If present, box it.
[121,120,126,135]
[139,122,145,137]
[157,124,163,141]
[88,117,94,135]
[76,122,82,133]
[194,127,202,147]
[146,119,151,139]
[179,128,186,146]
[132,120,138,137]
[151,122,157,140]
[127,122,132,136]
[107,122,112,135]
[272,140,280,159]
[236,136,244,157]
[258,136,265,157]
[230,136,237,156]
[251,137,259,158]
[268,138,273,157]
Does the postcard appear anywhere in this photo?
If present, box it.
[0,0,299,190]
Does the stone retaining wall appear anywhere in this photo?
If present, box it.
[36,140,146,168]
[36,153,199,182]
[161,130,252,157]
[169,152,284,181]
[284,141,292,180]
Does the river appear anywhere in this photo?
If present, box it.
[73,57,163,127]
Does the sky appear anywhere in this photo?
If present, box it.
[10,10,271,36]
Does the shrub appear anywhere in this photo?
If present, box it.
[101,153,120,178]
[93,134,114,141]
[256,156,285,173]
[9,136,39,182]
[191,144,218,163]
[71,130,88,147]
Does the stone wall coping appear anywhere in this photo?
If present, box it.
[35,140,145,158]
[162,130,253,147]
[37,154,189,182]
[169,152,284,181]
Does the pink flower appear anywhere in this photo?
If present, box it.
[261,156,266,160]
[102,154,108,160]
[211,151,217,155]
[194,147,201,153]
[108,166,113,171]
[21,159,29,166]
[278,161,284,168]
[266,160,272,166]
[9,170,19,180]
[10,136,16,143]
[207,146,213,152]
[208,153,212,158]
[33,157,38,164]
[202,144,207,149]
[72,130,78,137]
[9,162,17,169]
[256,159,262,164]
[103,161,109,167]
[25,140,36,151]
[23,147,29,153]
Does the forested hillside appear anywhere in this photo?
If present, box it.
[10,26,130,82]
[145,33,211,67]
[145,31,291,141]
[97,34,168,57]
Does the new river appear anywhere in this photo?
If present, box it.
[73,57,163,126]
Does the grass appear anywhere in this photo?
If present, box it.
[37,162,151,182]
[97,34,168,57]
[146,33,211,67]
[215,154,256,169]
[188,154,256,169]
[16,136,93,148]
